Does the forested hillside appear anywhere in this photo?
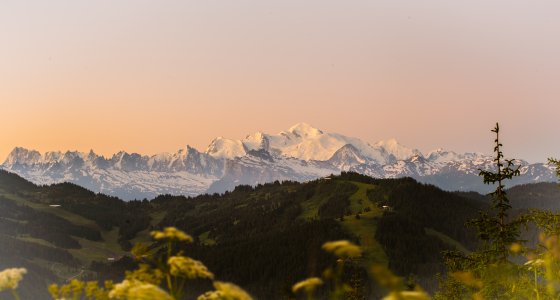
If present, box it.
[1,169,554,299]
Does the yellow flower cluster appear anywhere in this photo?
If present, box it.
[292,277,323,293]
[109,279,173,300]
[49,279,112,300]
[197,281,253,300]
[322,240,362,258]
[125,264,164,285]
[168,256,214,280]
[0,268,27,291]
[150,227,193,242]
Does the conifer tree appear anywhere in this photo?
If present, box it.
[470,122,523,262]
[437,123,527,299]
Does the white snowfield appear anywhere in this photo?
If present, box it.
[1,123,556,200]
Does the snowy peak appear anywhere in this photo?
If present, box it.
[426,148,473,163]
[328,144,369,170]
[287,122,324,138]
[2,146,223,176]
[44,151,63,163]
[374,139,422,161]
[205,137,246,159]
[270,124,389,163]
[205,123,334,160]
[201,123,403,163]
[3,147,98,167]
[427,148,454,162]
[3,147,42,166]
[242,132,270,152]
[263,124,386,162]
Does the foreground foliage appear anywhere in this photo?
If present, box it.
[435,124,560,299]
[45,227,256,300]
[0,268,26,300]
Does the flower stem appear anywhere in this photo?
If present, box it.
[11,289,21,300]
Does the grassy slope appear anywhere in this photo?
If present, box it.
[340,182,389,270]
[130,210,166,245]
[69,229,127,266]
[1,190,97,229]
[17,236,58,248]
[298,179,333,220]
[310,180,470,272]
[425,228,470,255]
[0,186,155,281]
[198,231,217,246]
[298,180,389,270]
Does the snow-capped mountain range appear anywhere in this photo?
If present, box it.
[1,123,556,200]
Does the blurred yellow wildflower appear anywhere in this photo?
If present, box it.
[50,280,112,300]
[371,265,402,290]
[524,258,545,271]
[510,242,522,253]
[197,281,253,300]
[126,283,175,300]
[168,256,214,280]
[0,268,27,291]
[108,279,133,299]
[292,277,323,293]
[151,227,193,242]
[125,264,164,285]
[85,281,98,297]
[84,281,110,299]
[109,279,173,300]
[322,240,362,258]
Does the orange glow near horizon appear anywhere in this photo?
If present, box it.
[1,1,559,163]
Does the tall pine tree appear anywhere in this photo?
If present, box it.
[437,123,527,299]
[471,123,523,262]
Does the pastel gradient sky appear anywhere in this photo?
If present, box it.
[1,1,559,163]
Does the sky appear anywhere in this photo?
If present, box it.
[1,1,559,163]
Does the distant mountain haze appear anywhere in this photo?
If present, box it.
[2,123,556,200]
